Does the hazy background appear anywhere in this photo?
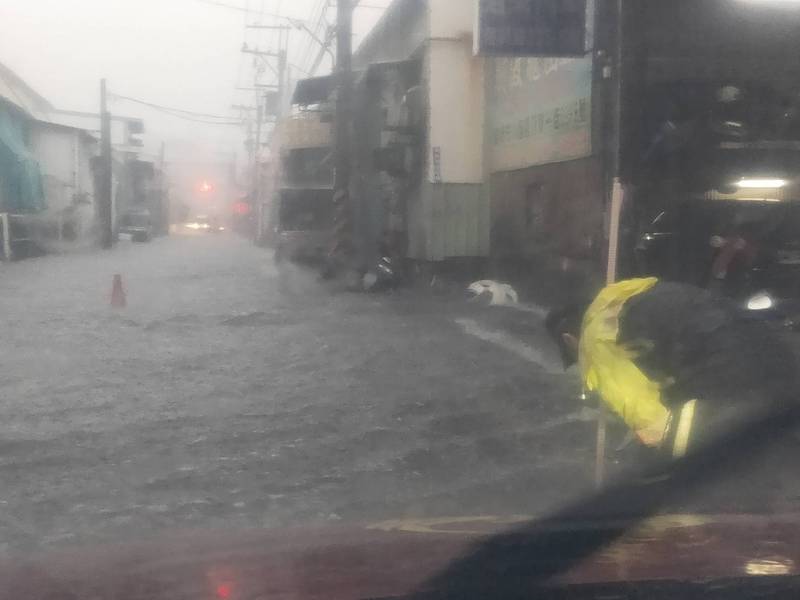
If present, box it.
[0,0,390,165]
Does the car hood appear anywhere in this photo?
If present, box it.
[3,513,800,600]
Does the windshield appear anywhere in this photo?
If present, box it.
[4,0,800,596]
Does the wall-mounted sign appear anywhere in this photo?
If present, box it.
[488,56,592,171]
[432,146,442,183]
[475,0,589,57]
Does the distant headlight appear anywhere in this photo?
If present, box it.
[747,292,774,311]
[736,178,787,189]
[187,223,200,230]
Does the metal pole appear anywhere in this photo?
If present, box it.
[253,102,264,240]
[254,102,263,192]
[595,0,627,489]
[278,50,288,114]
[100,79,114,249]
[159,141,168,235]
[335,0,353,180]
[1,213,11,261]
[331,0,354,268]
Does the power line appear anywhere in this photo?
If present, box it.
[299,0,329,75]
[108,93,243,125]
[290,62,311,77]
[296,0,323,72]
[168,116,243,125]
[191,0,309,22]
[108,93,235,119]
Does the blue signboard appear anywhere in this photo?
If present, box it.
[475,0,588,57]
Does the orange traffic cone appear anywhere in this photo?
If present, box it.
[111,274,127,308]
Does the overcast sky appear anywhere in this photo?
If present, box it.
[0,0,390,164]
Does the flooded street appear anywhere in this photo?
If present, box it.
[0,235,589,555]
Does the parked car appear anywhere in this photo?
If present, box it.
[119,208,153,243]
[636,198,800,320]
[274,189,334,264]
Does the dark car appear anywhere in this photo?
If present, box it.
[119,208,153,243]
[274,189,334,264]
[636,198,800,319]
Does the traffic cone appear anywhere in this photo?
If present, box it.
[111,274,127,308]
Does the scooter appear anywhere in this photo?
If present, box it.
[362,255,399,292]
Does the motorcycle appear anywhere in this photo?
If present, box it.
[362,255,399,292]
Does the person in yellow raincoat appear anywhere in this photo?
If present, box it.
[547,278,796,456]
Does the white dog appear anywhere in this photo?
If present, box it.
[467,280,519,306]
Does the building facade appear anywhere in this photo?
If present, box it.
[353,0,489,262]
[29,120,98,243]
[351,0,601,267]
[486,53,604,264]
[269,80,336,262]
[287,0,607,276]
[0,60,157,254]
[0,63,48,216]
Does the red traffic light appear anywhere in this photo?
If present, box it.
[233,201,251,216]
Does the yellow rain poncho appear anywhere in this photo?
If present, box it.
[579,278,671,447]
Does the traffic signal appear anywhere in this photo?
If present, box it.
[199,180,214,194]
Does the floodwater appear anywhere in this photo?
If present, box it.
[0,234,588,556]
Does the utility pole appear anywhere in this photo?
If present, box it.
[99,79,114,249]
[252,101,264,240]
[159,141,168,236]
[241,45,282,77]
[278,49,288,112]
[240,18,291,244]
[330,0,355,270]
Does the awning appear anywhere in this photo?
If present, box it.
[0,101,45,213]
[291,76,335,106]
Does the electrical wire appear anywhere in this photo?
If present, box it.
[298,0,327,75]
[191,0,307,21]
[108,93,236,120]
[156,114,244,126]
[290,62,311,77]
[108,94,243,125]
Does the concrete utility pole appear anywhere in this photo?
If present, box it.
[158,141,168,236]
[99,79,114,249]
[241,43,283,239]
[278,49,288,113]
[253,102,264,220]
[331,0,355,268]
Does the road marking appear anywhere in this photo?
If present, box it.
[454,318,562,374]
[368,515,532,535]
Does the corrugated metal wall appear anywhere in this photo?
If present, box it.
[408,181,489,260]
